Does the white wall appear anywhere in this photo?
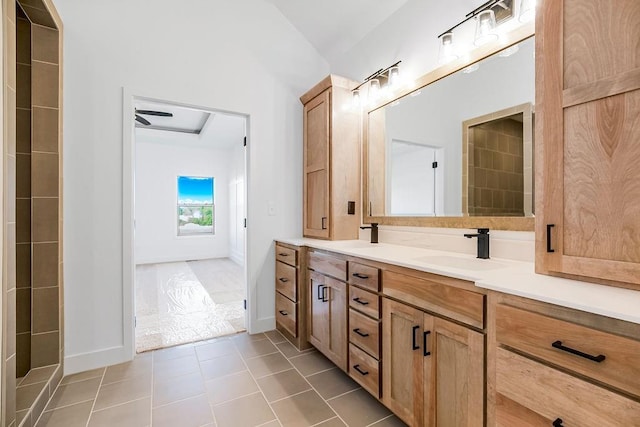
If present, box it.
[228,143,245,265]
[54,0,329,374]
[134,135,231,264]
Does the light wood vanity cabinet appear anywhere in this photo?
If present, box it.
[382,271,485,427]
[301,75,360,240]
[536,0,640,288]
[488,292,640,426]
[307,251,348,370]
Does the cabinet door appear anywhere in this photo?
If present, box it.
[382,298,424,426]
[308,271,328,350]
[326,278,347,371]
[303,89,330,238]
[423,315,484,427]
[537,0,640,285]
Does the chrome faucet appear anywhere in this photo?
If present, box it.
[360,223,379,244]
[464,228,490,259]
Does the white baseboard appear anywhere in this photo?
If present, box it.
[229,250,244,266]
[64,345,132,376]
[250,316,276,334]
[136,253,230,265]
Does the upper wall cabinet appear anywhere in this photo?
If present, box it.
[301,75,360,240]
[536,0,640,289]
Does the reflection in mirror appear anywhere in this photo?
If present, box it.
[367,36,534,219]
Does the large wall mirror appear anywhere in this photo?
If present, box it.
[364,27,535,231]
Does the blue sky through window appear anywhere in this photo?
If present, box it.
[177,176,214,204]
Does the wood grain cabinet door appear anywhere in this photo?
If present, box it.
[423,316,484,427]
[382,298,424,426]
[308,272,329,350]
[326,278,347,371]
[303,89,330,238]
[537,0,640,286]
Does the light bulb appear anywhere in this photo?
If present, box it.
[388,66,400,88]
[352,89,361,108]
[369,79,381,103]
[438,32,459,64]
[474,10,498,46]
[519,0,536,23]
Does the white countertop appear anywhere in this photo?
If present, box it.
[277,238,640,325]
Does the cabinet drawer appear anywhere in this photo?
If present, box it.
[348,343,380,398]
[496,304,640,398]
[495,348,640,426]
[348,261,380,291]
[383,270,484,329]
[349,309,380,359]
[276,293,297,338]
[276,245,298,266]
[275,261,297,301]
[309,251,347,281]
[349,286,380,319]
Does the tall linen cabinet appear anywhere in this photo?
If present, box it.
[301,75,360,240]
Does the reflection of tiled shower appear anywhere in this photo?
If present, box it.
[2,1,62,426]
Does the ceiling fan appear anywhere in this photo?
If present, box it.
[134,109,173,126]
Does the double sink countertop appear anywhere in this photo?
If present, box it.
[277,238,640,325]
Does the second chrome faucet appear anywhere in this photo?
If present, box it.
[464,228,490,259]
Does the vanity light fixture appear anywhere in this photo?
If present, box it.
[474,10,499,46]
[438,32,459,64]
[351,61,402,108]
[519,0,535,22]
[369,78,381,103]
[352,88,361,107]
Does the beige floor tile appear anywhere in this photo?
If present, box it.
[270,389,336,427]
[368,415,408,426]
[103,355,152,385]
[21,365,57,386]
[199,354,246,381]
[88,397,151,427]
[36,401,93,427]
[153,371,205,407]
[256,422,280,427]
[327,389,391,427]
[235,338,278,359]
[245,352,293,378]
[264,330,287,344]
[276,341,314,359]
[289,352,334,377]
[17,381,48,411]
[61,368,105,385]
[256,369,311,402]
[153,343,195,362]
[213,392,275,427]
[16,409,28,426]
[306,368,360,400]
[152,394,213,427]
[153,354,200,381]
[195,340,237,362]
[314,417,347,426]
[205,370,259,405]
[231,332,267,344]
[45,377,101,411]
[93,375,151,411]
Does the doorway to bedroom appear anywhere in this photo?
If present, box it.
[132,99,247,353]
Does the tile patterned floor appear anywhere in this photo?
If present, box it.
[135,258,245,352]
[35,331,407,427]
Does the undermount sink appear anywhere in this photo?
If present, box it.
[413,255,507,271]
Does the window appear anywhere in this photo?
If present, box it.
[177,176,214,236]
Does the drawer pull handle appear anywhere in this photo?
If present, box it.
[552,340,605,363]
[352,297,369,305]
[322,286,329,302]
[547,224,555,253]
[353,328,370,337]
[321,217,327,230]
[353,364,369,376]
[552,418,563,427]
[279,310,288,316]
[423,330,431,357]
[352,273,369,279]
[278,253,289,256]
[412,325,420,350]
[317,285,324,301]
[278,278,289,282]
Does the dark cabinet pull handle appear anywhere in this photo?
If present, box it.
[317,285,324,301]
[353,364,369,376]
[353,328,370,337]
[412,325,420,350]
[352,297,369,305]
[278,310,288,316]
[278,278,289,283]
[352,273,369,279]
[321,217,327,230]
[278,253,289,256]
[547,224,555,253]
[552,418,563,427]
[322,286,328,302]
[552,340,605,363]
[423,331,431,357]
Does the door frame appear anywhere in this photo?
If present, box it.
[122,88,249,358]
